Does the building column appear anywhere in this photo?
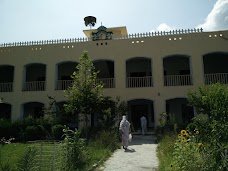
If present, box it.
[154,98,166,128]
[115,57,126,89]
[152,55,163,88]
[191,54,204,86]
[46,63,56,92]
[13,65,23,92]
[11,102,23,121]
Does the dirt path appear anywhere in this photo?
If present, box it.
[96,135,159,171]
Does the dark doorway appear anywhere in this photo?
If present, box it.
[181,104,194,124]
[131,104,148,131]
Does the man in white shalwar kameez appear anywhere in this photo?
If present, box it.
[119,115,130,149]
[140,115,147,135]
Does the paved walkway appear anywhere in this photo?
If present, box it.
[96,135,159,171]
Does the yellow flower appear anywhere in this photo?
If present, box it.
[182,137,187,142]
[184,132,189,137]
[181,130,187,136]
[198,143,203,148]
[178,134,182,139]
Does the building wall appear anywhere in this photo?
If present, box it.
[0,30,228,127]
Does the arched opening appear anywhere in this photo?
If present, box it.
[127,99,154,132]
[166,98,194,124]
[56,62,78,90]
[203,52,228,84]
[0,103,11,120]
[163,55,192,86]
[23,102,44,118]
[94,60,115,88]
[126,57,152,88]
[23,63,46,91]
[0,65,14,92]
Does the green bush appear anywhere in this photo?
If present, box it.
[93,129,119,152]
[0,119,12,139]
[24,126,43,141]
[17,146,38,171]
[187,83,228,170]
[61,126,88,171]
[156,133,176,171]
[52,124,65,140]
[171,130,204,171]
[158,84,228,171]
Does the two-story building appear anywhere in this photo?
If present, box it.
[0,25,228,130]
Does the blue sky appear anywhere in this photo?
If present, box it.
[0,0,228,44]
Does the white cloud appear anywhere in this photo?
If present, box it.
[197,0,228,31]
[151,23,175,32]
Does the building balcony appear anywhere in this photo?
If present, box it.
[56,80,74,90]
[56,78,115,90]
[127,76,153,88]
[0,82,13,92]
[23,81,46,91]
[164,75,193,86]
[204,73,228,85]
[96,78,115,88]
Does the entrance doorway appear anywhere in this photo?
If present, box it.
[131,104,148,131]
[128,99,154,131]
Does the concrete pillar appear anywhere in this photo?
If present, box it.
[154,98,166,128]
[115,57,126,89]
[46,63,56,92]
[152,55,163,88]
[13,65,23,92]
[148,102,152,127]
[11,102,23,121]
[191,54,204,86]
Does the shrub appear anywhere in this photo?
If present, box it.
[0,119,12,139]
[61,126,88,171]
[93,129,119,152]
[156,133,176,171]
[171,130,204,171]
[187,83,228,170]
[52,124,65,140]
[24,126,43,141]
[17,146,38,171]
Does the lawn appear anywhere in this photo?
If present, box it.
[0,140,117,171]
[0,143,29,170]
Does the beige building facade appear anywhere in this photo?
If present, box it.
[0,25,228,130]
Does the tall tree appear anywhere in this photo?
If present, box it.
[64,51,103,133]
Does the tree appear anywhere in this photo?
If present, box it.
[64,51,103,134]
[187,83,228,170]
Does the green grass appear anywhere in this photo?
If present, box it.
[156,133,176,171]
[0,140,119,171]
[0,143,29,170]
[85,142,113,170]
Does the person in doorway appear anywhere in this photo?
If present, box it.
[140,115,147,135]
[119,115,131,149]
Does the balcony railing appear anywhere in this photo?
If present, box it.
[56,78,115,90]
[56,80,73,90]
[96,78,115,88]
[23,81,46,91]
[204,73,228,85]
[164,75,192,86]
[127,76,153,88]
[0,82,13,92]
